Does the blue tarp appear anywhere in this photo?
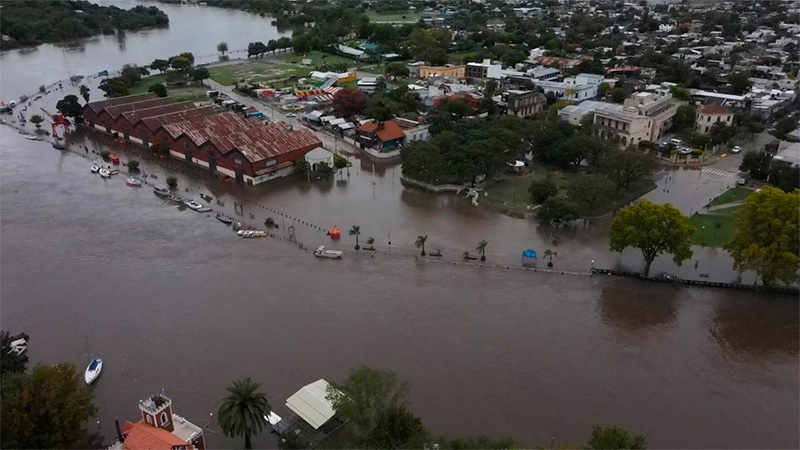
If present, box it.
[522,250,537,258]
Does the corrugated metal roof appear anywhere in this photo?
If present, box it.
[103,97,176,119]
[121,101,195,126]
[140,106,216,131]
[285,379,339,430]
[163,112,321,163]
[86,93,157,114]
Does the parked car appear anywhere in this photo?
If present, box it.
[286,113,297,118]
[737,178,747,186]
[730,146,742,154]
[669,138,683,146]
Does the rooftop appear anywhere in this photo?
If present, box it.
[121,421,189,450]
[700,103,733,115]
[121,101,196,126]
[285,379,341,430]
[356,120,406,142]
[140,106,216,131]
[86,93,158,114]
[103,97,176,119]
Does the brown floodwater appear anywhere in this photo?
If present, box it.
[1,130,797,449]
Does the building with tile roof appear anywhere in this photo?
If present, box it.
[356,120,407,149]
[696,103,733,134]
[108,394,205,450]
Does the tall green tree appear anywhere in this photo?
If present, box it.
[775,116,798,140]
[672,104,696,131]
[609,200,694,276]
[1,364,97,449]
[150,58,170,73]
[217,41,228,55]
[327,366,428,448]
[56,95,84,122]
[727,71,752,94]
[725,187,799,286]
[567,174,616,213]
[601,151,659,193]
[218,378,273,449]
[426,110,454,136]
[588,424,647,449]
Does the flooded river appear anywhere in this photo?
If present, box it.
[1,1,798,448]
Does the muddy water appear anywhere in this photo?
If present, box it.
[1,131,797,449]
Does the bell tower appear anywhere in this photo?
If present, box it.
[138,394,174,432]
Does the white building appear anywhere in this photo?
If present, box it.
[534,73,604,101]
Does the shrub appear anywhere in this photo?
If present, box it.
[100,150,111,159]
[166,176,178,187]
[127,160,140,170]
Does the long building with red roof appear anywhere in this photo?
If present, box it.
[83,94,322,184]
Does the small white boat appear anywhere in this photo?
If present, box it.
[313,246,343,259]
[153,184,171,196]
[216,214,233,224]
[84,358,102,385]
[196,206,212,213]
[25,135,40,141]
[99,168,111,178]
[90,165,100,173]
[184,200,203,210]
[126,177,142,187]
[8,338,27,356]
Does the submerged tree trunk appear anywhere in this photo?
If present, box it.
[245,433,252,449]
[643,258,654,277]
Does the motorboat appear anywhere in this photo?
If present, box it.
[24,135,40,141]
[153,184,171,196]
[84,358,103,385]
[237,230,266,238]
[126,177,142,187]
[216,214,233,224]
[184,200,204,210]
[196,206,213,213]
[99,168,111,178]
[8,337,27,356]
[90,165,100,173]
[314,246,343,259]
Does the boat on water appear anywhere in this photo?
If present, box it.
[216,214,233,224]
[196,206,212,213]
[184,200,204,210]
[24,135,40,141]
[90,165,100,173]
[84,359,102,385]
[52,140,65,150]
[126,177,142,187]
[153,184,171,196]
[237,230,267,238]
[99,168,111,178]
[314,246,343,259]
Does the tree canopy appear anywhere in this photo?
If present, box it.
[1,364,97,449]
[588,424,647,450]
[725,187,799,286]
[333,88,369,117]
[609,200,694,276]
[218,377,272,449]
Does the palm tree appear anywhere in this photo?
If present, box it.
[218,378,272,449]
[349,225,361,250]
[79,85,90,103]
[29,114,44,128]
[476,240,488,261]
[415,235,428,256]
[217,41,228,56]
[427,110,453,136]
[544,249,557,267]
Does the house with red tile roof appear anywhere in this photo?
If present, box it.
[108,394,205,450]
[355,120,406,149]
[696,103,733,134]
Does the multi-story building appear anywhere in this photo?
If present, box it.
[464,59,502,80]
[418,65,465,80]
[503,90,547,118]
[108,394,205,450]
[590,92,678,146]
[696,103,733,133]
[534,73,604,101]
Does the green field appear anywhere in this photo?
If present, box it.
[708,187,753,207]
[366,11,421,23]
[209,61,312,86]
[128,74,167,94]
[277,50,360,69]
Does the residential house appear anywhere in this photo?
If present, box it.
[535,73,604,101]
[590,92,678,146]
[108,394,205,450]
[696,103,733,133]
[395,117,430,142]
[465,59,502,80]
[356,120,407,149]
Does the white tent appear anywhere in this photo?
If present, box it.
[285,379,341,429]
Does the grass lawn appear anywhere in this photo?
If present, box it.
[277,50,360,69]
[690,212,738,247]
[366,11,421,22]
[129,74,167,94]
[708,187,753,207]
[169,86,210,103]
[483,168,657,217]
[209,61,312,86]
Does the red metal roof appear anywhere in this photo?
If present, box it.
[121,102,196,127]
[103,98,176,119]
[356,120,406,142]
[86,93,158,114]
[164,112,322,163]
[140,106,216,131]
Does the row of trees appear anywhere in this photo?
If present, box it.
[246,37,293,58]
[99,52,207,98]
[218,366,647,449]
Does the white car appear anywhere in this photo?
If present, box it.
[286,113,297,118]
[669,138,683,146]
[730,146,742,154]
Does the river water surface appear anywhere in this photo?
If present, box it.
[1,2,798,449]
